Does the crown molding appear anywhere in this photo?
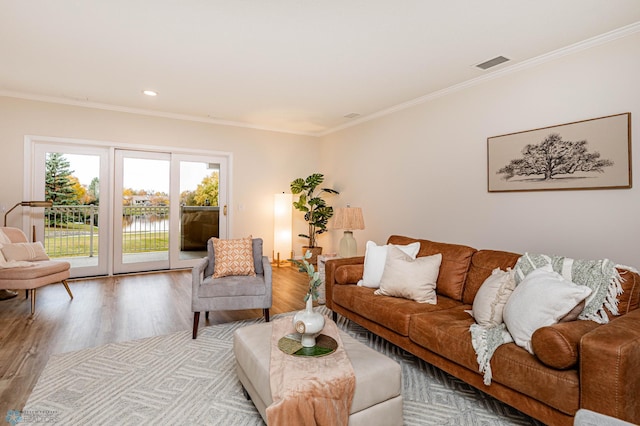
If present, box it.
[319,21,640,137]
[0,90,319,137]
[2,21,638,139]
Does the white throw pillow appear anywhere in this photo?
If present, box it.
[471,268,516,327]
[1,242,50,262]
[357,240,420,288]
[503,265,592,354]
[374,245,442,304]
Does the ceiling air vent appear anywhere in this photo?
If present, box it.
[475,56,510,70]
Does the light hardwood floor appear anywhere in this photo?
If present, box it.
[0,265,309,414]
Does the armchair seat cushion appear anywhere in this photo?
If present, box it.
[198,274,268,298]
[0,260,70,281]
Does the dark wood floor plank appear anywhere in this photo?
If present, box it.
[0,264,309,414]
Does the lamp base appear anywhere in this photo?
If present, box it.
[338,231,357,258]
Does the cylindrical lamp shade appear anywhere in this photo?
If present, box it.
[273,193,293,260]
[332,207,365,230]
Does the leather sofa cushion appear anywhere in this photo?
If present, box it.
[462,249,520,305]
[332,284,460,336]
[409,305,480,372]
[531,320,601,370]
[335,264,364,284]
[387,236,476,302]
[491,343,580,415]
[410,305,580,415]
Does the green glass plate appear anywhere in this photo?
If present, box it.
[278,333,338,357]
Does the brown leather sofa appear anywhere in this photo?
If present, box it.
[325,235,640,426]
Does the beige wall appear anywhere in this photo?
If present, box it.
[0,97,320,258]
[3,31,639,269]
[320,32,640,267]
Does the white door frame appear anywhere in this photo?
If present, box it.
[30,141,111,278]
[170,153,229,270]
[25,136,232,277]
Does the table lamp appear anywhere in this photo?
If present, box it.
[332,205,365,258]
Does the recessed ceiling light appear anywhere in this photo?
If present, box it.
[142,90,158,96]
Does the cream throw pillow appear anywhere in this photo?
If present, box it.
[471,268,516,327]
[212,236,256,278]
[1,242,50,262]
[374,245,442,304]
[357,240,420,288]
[503,265,592,354]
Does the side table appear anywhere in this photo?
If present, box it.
[317,254,340,305]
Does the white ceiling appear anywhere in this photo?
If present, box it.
[1,1,639,136]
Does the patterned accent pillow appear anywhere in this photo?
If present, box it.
[213,236,256,278]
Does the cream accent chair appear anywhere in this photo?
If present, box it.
[0,227,73,315]
[191,237,272,339]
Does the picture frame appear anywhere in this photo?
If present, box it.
[487,113,631,192]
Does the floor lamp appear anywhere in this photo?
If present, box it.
[273,193,292,267]
[3,201,53,241]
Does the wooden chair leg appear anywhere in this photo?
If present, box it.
[205,311,209,320]
[30,288,36,316]
[332,311,337,322]
[62,280,74,299]
[264,308,270,322]
[193,312,200,339]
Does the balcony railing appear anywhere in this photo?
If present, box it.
[44,205,170,258]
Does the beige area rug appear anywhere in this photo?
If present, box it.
[23,307,542,425]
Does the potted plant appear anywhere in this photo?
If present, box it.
[290,173,339,264]
[290,251,325,347]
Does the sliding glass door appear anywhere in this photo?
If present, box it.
[113,150,171,274]
[33,143,110,278]
[29,138,230,277]
[114,150,229,273]
[170,154,228,269]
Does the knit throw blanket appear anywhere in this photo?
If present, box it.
[470,253,626,385]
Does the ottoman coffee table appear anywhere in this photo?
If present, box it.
[233,321,403,426]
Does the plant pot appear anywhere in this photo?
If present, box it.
[302,246,322,265]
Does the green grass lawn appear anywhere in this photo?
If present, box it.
[45,226,169,257]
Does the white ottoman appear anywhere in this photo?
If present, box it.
[233,321,403,426]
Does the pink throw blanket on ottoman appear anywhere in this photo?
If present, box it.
[266,316,356,425]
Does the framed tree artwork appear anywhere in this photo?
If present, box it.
[487,113,631,192]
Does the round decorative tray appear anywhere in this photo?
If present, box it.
[277,333,338,357]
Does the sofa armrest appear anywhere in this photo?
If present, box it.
[325,256,364,310]
[335,264,364,284]
[580,309,640,424]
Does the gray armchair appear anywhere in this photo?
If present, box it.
[191,237,272,339]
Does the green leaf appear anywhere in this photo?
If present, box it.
[305,173,324,188]
[290,178,305,194]
[321,188,340,195]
